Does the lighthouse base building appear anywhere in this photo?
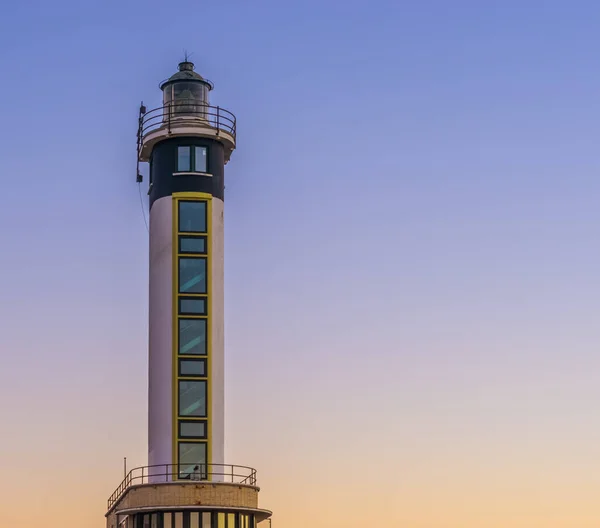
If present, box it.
[106,479,271,528]
[105,61,272,528]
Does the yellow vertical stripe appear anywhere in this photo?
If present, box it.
[172,192,213,476]
[172,196,177,469]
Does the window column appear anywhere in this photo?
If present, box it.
[175,198,210,478]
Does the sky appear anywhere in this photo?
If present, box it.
[1,0,600,526]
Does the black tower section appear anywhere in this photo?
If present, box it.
[149,137,225,208]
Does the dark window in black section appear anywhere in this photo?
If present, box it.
[179,420,207,439]
[179,201,207,233]
[176,145,207,173]
[179,358,207,376]
[178,146,191,171]
[179,257,207,294]
[179,235,207,254]
[194,146,208,172]
[179,297,207,315]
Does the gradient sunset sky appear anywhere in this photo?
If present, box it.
[2,1,600,527]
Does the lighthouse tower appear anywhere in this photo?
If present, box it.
[105,61,272,528]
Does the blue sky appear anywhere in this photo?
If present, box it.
[2,1,600,527]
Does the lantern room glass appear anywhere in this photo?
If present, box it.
[163,82,209,120]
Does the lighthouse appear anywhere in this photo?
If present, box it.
[105,61,272,528]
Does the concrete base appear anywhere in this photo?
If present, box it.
[106,481,271,528]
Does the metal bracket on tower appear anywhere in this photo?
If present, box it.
[136,102,146,183]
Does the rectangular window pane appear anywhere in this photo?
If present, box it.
[227,514,235,528]
[178,146,191,171]
[179,257,206,293]
[179,358,206,376]
[179,442,207,477]
[164,514,172,528]
[179,319,207,355]
[202,513,211,528]
[218,513,225,528]
[194,146,207,172]
[179,201,207,233]
[179,298,207,315]
[179,380,206,417]
[179,420,207,439]
[174,512,183,528]
[191,512,200,528]
[179,236,206,254]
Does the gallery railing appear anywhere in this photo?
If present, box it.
[137,102,236,148]
[107,463,257,510]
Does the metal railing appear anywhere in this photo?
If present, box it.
[107,463,257,511]
[137,101,236,148]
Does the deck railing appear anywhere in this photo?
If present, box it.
[107,463,257,511]
[137,102,236,151]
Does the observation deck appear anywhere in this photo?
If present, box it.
[106,463,271,528]
[137,102,236,163]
